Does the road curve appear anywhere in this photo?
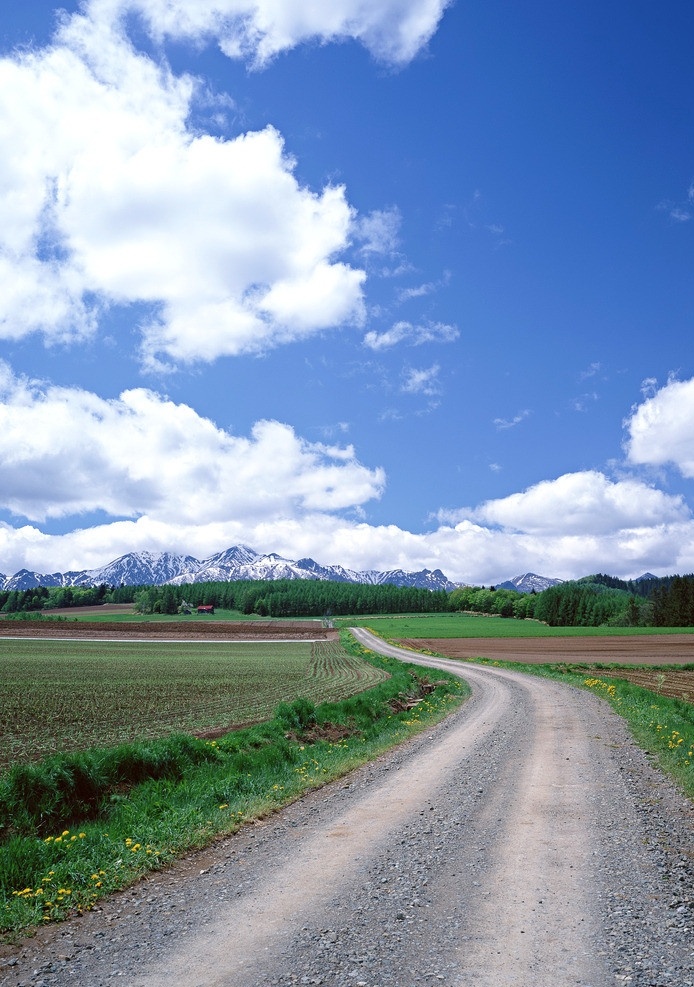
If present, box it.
[2,630,692,986]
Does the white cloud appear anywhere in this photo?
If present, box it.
[95,0,452,67]
[493,410,530,430]
[4,496,694,586]
[363,320,458,350]
[397,281,436,301]
[2,362,694,582]
[0,0,455,367]
[401,363,441,395]
[438,470,690,537]
[1,378,693,583]
[0,0,452,367]
[669,207,691,223]
[354,207,401,255]
[625,375,694,478]
[578,362,602,381]
[0,365,385,528]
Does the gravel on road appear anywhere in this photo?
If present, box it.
[1,631,692,987]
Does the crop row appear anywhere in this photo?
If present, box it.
[0,638,388,769]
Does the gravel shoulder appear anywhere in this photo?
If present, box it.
[2,631,693,987]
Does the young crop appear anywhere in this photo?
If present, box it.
[1,639,389,771]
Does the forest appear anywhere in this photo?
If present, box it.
[2,572,694,627]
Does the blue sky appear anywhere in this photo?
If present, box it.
[1,0,694,584]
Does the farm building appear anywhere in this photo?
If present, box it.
[197,604,215,614]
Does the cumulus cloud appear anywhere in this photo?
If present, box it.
[363,320,458,350]
[438,470,690,537]
[1,372,693,582]
[4,495,694,586]
[0,365,385,526]
[0,19,365,365]
[93,0,452,67]
[625,375,694,478]
[0,0,451,368]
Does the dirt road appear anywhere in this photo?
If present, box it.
[2,631,693,986]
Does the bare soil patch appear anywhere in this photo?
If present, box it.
[397,634,694,665]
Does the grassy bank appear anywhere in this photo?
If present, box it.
[0,633,466,936]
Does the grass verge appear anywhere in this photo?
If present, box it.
[336,613,694,638]
[0,632,466,938]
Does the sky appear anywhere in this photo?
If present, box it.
[1,0,694,586]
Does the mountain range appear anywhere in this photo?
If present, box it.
[0,545,462,593]
[495,573,564,593]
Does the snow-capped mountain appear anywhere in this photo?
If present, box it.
[88,551,202,588]
[0,545,459,592]
[495,572,563,594]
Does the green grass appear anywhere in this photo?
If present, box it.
[337,612,694,638]
[0,639,388,770]
[0,632,466,936]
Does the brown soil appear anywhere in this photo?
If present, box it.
[0,619,335,640]
[397,634,694,666]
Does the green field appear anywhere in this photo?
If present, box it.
[337,612,694,638]
[0,639,388,769]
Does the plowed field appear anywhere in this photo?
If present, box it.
[0,619,333,640]
[397,634,694,665]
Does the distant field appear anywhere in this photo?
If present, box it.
[34,605,300,623]
[0,639,388,769]
[339,613,694,639]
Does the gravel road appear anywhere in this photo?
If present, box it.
[2,630,693,987]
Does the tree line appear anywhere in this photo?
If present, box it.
[0,579,451,619]
[3,572,694,627]
[126,579,452,617]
